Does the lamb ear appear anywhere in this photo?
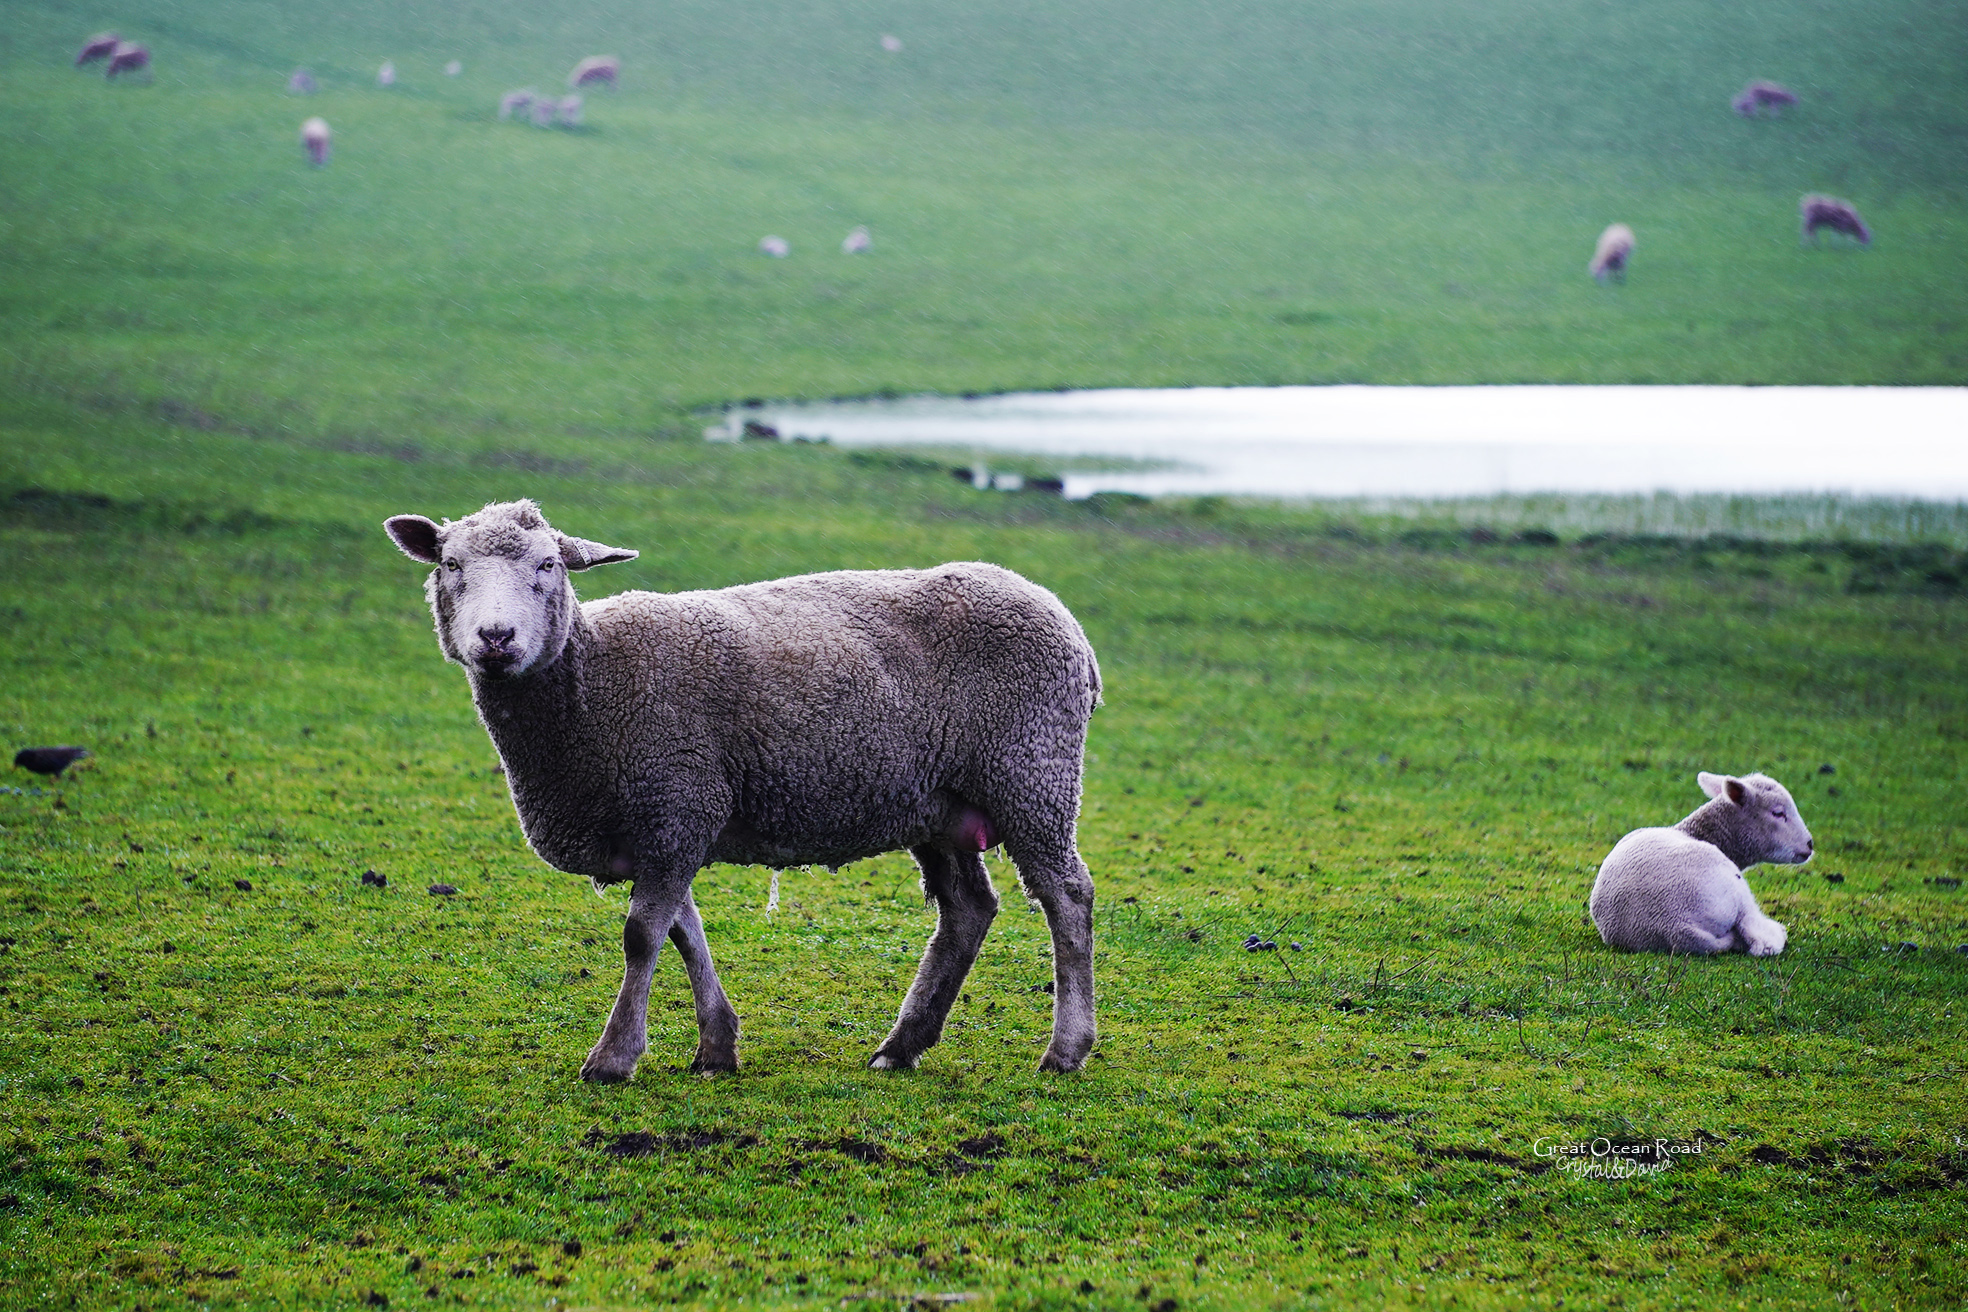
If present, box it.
[385,515,443,563]
[557,532,638,571]
[1698,772,1746,804]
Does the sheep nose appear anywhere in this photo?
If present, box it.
[478,625,516,648]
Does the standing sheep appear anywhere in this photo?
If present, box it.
[570,55,618,90]
[75,33,120,66]
[104,42,150,79]
[382,499,1103,1083]
[1801,194,1870,246]
[1589,223,1635,283]
[842,225,872,254]
[377,60,396,87]
[1732,80,1798,117]
[1590,772,1811,956]
[301,117,331,167]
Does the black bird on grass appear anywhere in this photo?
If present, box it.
[14,747,91,778]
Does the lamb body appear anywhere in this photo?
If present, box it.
[1590,772,1811,956]
[384,499,1101,1082]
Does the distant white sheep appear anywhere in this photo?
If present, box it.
[1590,772,1811,956]
[104,42,150,79]
[377,60,396,87]
[1589,223,1634,283]
[842,225,872,254]
[556,94,583,127]
[76,33,120,67]
[445,60,462,77]
[570,55,618,90]
[1800,194,1870,246]
[301,116,331,167]
[759,235,791,257]
[529,96,557,127]
[881,34,904,53]
[498,89,536,120]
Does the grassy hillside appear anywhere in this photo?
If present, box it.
[3,0,1966,439]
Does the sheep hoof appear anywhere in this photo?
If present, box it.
[1037,1047,1089,1074]
[579,1050,640,1083]
[690,1051,740,1074]
[868,1051,918,1071]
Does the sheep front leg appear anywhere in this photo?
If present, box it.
[581,876,691,1083]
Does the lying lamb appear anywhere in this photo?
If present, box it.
[384,500,1102,1082]
[1590,772,1811,956]
[1589,223,1635,284]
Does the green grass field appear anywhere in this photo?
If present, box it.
[3,0,1967,1307]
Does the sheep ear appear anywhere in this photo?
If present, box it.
[557,533,638,571]
[1698,772,1746,804]
[385,515,442,563]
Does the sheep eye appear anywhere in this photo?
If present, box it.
[538,559,556,571]
[444,559,461,572]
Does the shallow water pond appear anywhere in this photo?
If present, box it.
[724,386,1968,501]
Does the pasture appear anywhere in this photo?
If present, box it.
[2,0,1966,1307]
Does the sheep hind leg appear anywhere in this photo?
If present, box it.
[668,891,742,1071]
[581,876,691,1083]
[870,845,998,1070]
[1010,839,1097,1073]
[1662,922,1739,955]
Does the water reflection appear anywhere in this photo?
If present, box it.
[731,386,1968,501]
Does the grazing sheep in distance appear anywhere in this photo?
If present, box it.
[76,33,120,66]
[570,55,618,90]
[104,42,149,78]
[1801,194,1870,246]
[1589,223,1634,283]
[528,96,557,127]
[556,94,583,126]
[498,89,535,120]
[881,33,904,52]
[301,116,331,166]
[1590,772,1811,956]
[445,60,462,77]
[288,67,317,94]
[382,499,1103,1083]
[759,235,791,257]
[1733,80,1798,117]
[842,225,872,254]
[377,60,395,87]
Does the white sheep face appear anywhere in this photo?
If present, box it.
[384,500,635,679]
[1698,771,1814,865]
